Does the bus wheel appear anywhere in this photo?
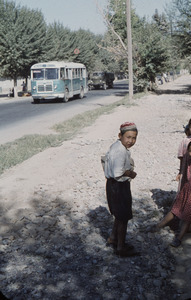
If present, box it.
[63,89,69,102]
[33,99,40,104]
[79,87,84,99]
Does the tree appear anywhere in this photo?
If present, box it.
[91,34,119,73]
[96,0,171,91]
[0,0,47,87]
[68,29,98,71]
[46,24,101,73]
[45,23,75,61]
[133,22,170,90]
[168,0,191,58]
[153,7,181,78]
[152,9,170,34]
[16,7,48,81]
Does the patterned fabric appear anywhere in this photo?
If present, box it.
[171,180,191,223]
[172,149,191,223]
[177,136,191,158]
[180,150,191,190]
[120,122,137,133]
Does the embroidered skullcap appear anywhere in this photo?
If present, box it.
[120,122,137,133]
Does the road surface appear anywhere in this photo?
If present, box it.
[0,80,129,144]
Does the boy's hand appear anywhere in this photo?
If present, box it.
[129,170,137,179]
[123,170,137,178]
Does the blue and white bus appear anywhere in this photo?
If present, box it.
[31,61,88,103]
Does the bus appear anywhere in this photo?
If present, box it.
[30,61,88,104]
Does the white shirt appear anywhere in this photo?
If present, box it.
[103,140,134,182]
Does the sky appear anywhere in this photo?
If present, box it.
[14,0,169,35]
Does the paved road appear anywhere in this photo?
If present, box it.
[0,80,128,144]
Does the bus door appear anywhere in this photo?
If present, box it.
[68,68,73,92]
[82,68,87,89]
[79,68,83,85]
[72,68,77,91]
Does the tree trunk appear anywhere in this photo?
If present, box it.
[13,77,18,97]
[25,77,28,92]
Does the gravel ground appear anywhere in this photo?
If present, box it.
[0,74,191,299]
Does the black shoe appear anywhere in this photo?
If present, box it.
[170,237,181,247]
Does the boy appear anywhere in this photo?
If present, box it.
[103,122,139,257]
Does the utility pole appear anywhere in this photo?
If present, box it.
[126,0,133,100]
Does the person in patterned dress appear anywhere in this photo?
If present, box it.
[154,141,191,247]
[176,119,191,190]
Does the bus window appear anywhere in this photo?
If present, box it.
[82,68,86,78]
[32,69,44,80]
[73,69,79,78]
[68,69,72,79]
[45,68,59,80]
[65,69,69,79]
[60,68,65,79]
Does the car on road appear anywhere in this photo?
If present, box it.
[88,71,115,90]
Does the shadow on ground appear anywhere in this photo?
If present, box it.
[155,83,191,95]
[151,188,180,232]
[0,190,184,299]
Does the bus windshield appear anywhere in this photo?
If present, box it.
[32,68,59,80]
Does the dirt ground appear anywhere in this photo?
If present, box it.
[1,74,190,213]
[0,73,191,298]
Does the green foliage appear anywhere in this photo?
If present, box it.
[152,9,170,34]
[45,25,100,72]
[0,1,107,81]
[45,24,118,73]
[105,0,172,90]
[1,0,190,90]
[169,0,191,57]
[134,22,170,89]
[92,34,120,73]
[0,134,58,174]
[0,0,47,83]
[108,0,127,40]
[68,29,98,70]
[45,23,75,61]
[17,7,48,79]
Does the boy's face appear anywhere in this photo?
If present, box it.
[119,130,137,149]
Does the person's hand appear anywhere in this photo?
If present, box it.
[176,174,181,182]
[129,170,137,179]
